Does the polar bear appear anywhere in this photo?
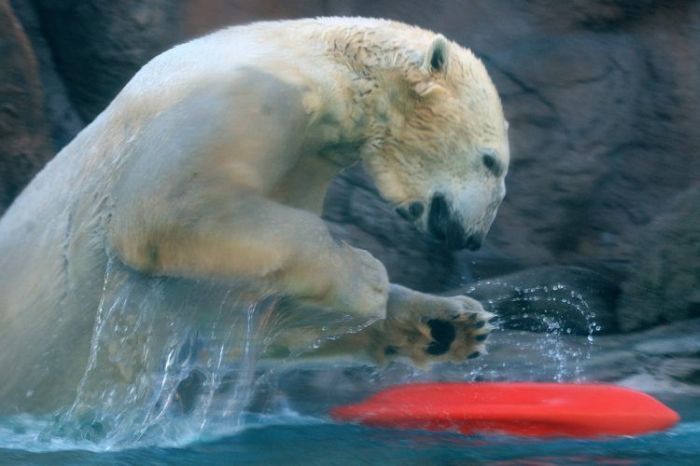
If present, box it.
[0,18,508,414]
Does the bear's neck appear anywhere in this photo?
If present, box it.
[305,23,418,169]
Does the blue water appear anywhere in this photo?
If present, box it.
[1,399,698,466]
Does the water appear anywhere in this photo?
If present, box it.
[1,273,699,464]
[2,407,699,465]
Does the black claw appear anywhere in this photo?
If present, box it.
[468,351,481,359]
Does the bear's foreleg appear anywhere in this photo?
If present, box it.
[109,194,390,320]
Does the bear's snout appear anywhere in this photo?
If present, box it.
[428,193,482,251]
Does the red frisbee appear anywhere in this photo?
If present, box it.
[330,382,680,438]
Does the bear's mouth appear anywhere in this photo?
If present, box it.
[395,201,425,222]
[426,194,483,250]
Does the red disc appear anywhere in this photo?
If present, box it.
[330,382,680,438]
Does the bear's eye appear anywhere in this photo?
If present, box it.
[482,153,503,177]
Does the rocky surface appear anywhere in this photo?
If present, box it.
[0,0,52,215]
[31,0,180,122]
[0,0,698,331]
[616,185,700,331]
[10,0,83,150]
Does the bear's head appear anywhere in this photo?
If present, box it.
[364,35,509,251]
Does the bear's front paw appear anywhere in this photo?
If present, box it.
[382,293,496,365]
[423,297,495,360]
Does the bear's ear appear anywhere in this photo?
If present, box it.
[424,35,449,75]
[413,35,450,98]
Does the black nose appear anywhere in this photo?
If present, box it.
[428,193,482,251]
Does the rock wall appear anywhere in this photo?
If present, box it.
[0,0,52,212]
[616,185,700,331]
[1,0,698,331]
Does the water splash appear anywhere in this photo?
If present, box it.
[0,254,376,452]
[460,280,599,383]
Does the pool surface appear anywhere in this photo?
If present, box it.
[1,396,698,465]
